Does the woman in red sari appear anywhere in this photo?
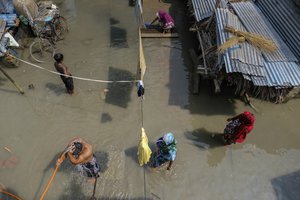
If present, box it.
[223,111,255,145]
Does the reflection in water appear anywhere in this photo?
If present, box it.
[45,82,66,96]
[110,18,120,26]
[105,66,134,108]
[271,170,300,200]
[110,26,129,48]
[185,129,227,167]
[101,112,113,123]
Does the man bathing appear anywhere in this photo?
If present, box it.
[57,137,100,182]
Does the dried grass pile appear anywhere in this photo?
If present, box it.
[218,26,277,53]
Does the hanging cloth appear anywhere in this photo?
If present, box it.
[138,128,152,166]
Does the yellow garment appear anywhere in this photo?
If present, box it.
[138,128,152,166]
[139,28,147,81]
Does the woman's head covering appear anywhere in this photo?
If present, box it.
[163,132,175,145]
[157,10,166,19]
[241,111,255,126]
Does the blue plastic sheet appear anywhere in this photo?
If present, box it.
[0,14,17,27]
[0,0,16,14]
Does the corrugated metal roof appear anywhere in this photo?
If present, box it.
[264,62,300,87]
[191,0,216,22]
[251,76,268,86]
[216,9,234,74]
[255,0,300,62]
[231,1,297,62]
[216,8,265,76]
[215,7,300,87]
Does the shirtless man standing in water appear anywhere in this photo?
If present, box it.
[57,138,100,183]
[53,53,74,94]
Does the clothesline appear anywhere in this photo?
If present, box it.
[9,54,140,83]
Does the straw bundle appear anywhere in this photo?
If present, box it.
[218,26,277,53]
[218,36,245,53]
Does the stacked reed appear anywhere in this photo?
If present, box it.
[218,26,277,53]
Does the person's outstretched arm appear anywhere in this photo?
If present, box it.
[150,17,159,25]
[227,114,241,122]
[167,161,173,170]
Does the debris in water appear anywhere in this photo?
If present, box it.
[4,146,12,153]
[28,84,35,89]
[193,141,210,149]
[101,89,109,99]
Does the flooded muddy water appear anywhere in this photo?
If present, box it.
[0,0,300,199]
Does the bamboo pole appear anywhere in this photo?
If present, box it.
[196,27,208,74]
[0,190,22,200]
[0,67,24,94]
[39,153,66,200]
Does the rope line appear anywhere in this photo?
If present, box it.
[140,98,147,200]
[141,98,144,127]
[0,190,22,200]
[143,167,147,200]
[9,54,139,83]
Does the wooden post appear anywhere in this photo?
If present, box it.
[0,67,24,94]
[90,177,98,200]
[213,79,221,93]
[195,28,208,74]
[244,93,259,113]
[205,0,221,31]
[189,48,200,94]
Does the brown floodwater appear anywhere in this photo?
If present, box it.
[0,0,300,199]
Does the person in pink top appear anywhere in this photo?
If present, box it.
[150,10,175,32]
